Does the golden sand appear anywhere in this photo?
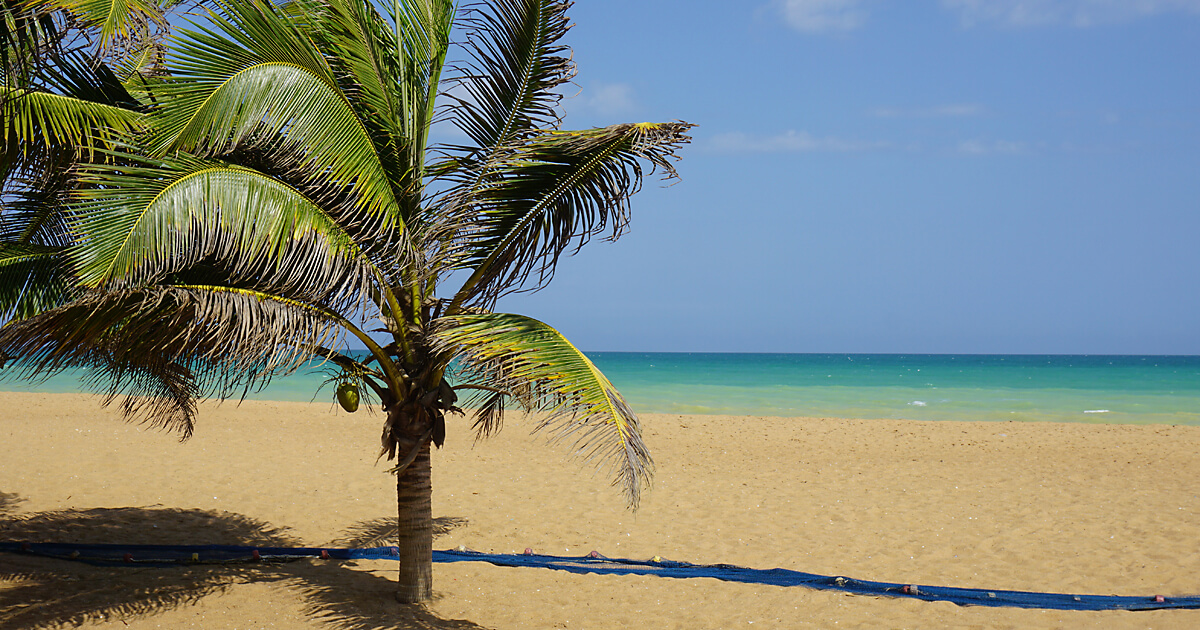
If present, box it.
[2,391,1199,628]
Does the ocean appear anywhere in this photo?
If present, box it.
[6,353,1199,425]
[584,353,1200,425]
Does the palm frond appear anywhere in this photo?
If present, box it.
[71,153,378,314]
[391,0,454,71]
[150,0,407,231]
[294,0,407,183]
[446,121,693,308]
[444,0,572,151]
[0,0,61,82]
[0,242,73,318]
[432,312,651,507]
[44,0,168,56]
[387,0,453,184]
[2,50,143,197]
[42,49,144,105]
[463,385,508,439]
[1,157,76,245]
[390,0,454,102]
[83,350,200,438]
[0,285,347,435]
[0,82,144,165]
[111,37,165,86]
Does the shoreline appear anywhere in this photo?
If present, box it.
[7,351,1200,427]
[3,391,1200,628]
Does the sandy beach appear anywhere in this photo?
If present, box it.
[2,391,1199,629]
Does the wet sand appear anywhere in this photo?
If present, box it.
[2,391,1199,629]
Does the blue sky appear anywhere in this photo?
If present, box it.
[471,1,1200,355]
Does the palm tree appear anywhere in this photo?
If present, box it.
[1,0,164,326]
[0,0,691,602]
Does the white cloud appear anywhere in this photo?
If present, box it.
[776,0,870,32]
[871,103,986,118]
[958,139,1027,154]
[563,82,637,118]
[586,83,636,116]
[709,131,1037,156]
[709,130,888,153]
[943,0,1200,27]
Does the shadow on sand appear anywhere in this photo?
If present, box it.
[0,492,482,629]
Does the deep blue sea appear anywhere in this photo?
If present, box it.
[6,353,1200,425]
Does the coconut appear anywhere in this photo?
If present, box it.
[336,382,360,412]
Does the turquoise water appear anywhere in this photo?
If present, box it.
[6,354,1200,425]
[586,353,1200,425]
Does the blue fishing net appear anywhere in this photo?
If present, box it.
[2,542,1195,612]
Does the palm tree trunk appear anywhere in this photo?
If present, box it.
[395,441,433,602]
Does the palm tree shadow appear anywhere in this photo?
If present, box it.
[330,516,468,549]
[0,494,483,629]
[0,491,24,514]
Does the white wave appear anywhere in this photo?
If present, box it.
[909,401,927,407]
[1083,409,1110,414]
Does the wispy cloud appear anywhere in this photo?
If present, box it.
[709,130,888,153]
[775,0,870,32]
[586,83,637,116]
[942,0,1200,27]
[871,103,986,118]
[563,82,637,118]
[957,139,1028,155]
[708,130,1039,156]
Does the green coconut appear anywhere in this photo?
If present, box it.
[336,382,360,413]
